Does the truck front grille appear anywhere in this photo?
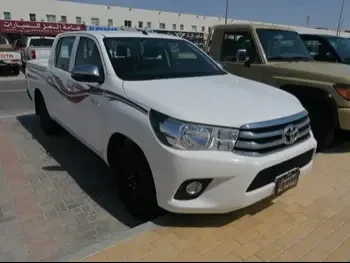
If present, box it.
[234,111,311,156]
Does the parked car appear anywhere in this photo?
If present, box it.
[20,36,55,70]
[0,34,21,75]
[207,23,350,151]
[300,33,350,64]
[25,30,317,221]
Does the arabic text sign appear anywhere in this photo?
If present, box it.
[0,20,86,35]
[153,30,204,42]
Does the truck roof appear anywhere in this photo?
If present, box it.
[56,30,183,41]
[212,23,296,32]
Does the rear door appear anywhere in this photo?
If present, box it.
[49,36,78,130]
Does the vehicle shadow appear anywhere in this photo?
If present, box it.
[151,197,274,228]
[16,114,275,230]
[16,114,142,228]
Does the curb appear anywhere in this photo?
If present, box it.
[59,219,161,262]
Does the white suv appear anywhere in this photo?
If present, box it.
[26,30,317,221]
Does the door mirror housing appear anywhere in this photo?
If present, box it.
[71,64,103,84]
[236,49,248,62]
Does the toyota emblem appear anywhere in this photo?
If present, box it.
[282,125,299,145]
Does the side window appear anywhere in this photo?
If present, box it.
[75,37,103,72]
[221,31,260,63]
[55,37,75,71]
[303,38,335,61]
[303,39,322,57]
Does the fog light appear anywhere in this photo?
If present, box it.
[186,181,202,195]
[174,179,213,200]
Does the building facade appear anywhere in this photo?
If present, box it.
[1,0,350,38]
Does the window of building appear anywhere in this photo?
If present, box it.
[3,12,11,20]
[138,21,143,28]
[180,24,184,31]
[60,16,67,23]
[159,23,166,29]
[108,19,113,26]
[202,26,205,32]
[55,36,75,72]
[46,14,56,22]
[75,37,104,77]
[76,16,82,24]
[192,25,197,32]
[124,20,132,28]
[172,24,176,30]
[146,22,151,29]
[91,17,99,26]
[29,13,36,22]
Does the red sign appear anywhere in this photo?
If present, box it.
[0,53,13,59]
[0,20,86,35]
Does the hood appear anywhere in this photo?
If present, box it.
[123,74,305,128]
[268,61,350,84]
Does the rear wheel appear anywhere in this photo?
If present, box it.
[13,67,20,76]
[36,94,59,135]
[112,140,162,222]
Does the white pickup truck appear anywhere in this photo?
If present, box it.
[0,35,21,75]
[25,30,317,221]
[20,36,55,70]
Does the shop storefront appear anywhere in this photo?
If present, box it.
[0,20,86,43]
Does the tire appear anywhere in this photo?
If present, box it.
[13,67,20,76]
[113,140,162,222]
[36,94,59,135]
[307,104,334,151]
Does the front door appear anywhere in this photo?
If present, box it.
[69,36,106,155]
[219,30,267,83]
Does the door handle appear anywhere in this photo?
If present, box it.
[89,97,100,106]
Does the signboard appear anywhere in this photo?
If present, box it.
[87,25,121,31]
[152,29,204,43]
[0,20,86,35]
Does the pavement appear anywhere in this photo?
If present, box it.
[0,76,141,261]
[1,75,350,262]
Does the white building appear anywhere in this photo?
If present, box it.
[1,0,350,38]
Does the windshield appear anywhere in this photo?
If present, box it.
[103,37,226,81]
[256,29,313,61]
[29,38,54,47]
[324,35,350,61]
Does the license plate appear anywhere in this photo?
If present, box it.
[274,168,300,196]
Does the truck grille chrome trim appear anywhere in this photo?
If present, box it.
[234,111,311,156]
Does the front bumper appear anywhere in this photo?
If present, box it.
[150,135,317,214]
[338,107,350,130]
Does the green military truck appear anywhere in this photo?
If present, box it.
[207,23,350,150]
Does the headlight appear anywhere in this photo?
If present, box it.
[150,110,239,151]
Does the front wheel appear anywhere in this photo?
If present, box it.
[308,106,335,151]
[113,141,163,222]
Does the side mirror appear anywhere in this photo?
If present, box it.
[236,49,248,62]
[71,64,103,84]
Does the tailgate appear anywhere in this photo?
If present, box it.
[0,50,21,63]
[30,47,51,60]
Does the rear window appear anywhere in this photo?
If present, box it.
[29,38,54,47]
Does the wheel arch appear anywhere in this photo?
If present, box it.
[280,84,340,129]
